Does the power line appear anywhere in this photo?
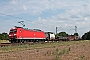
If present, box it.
[56,26,63,34]
[0,12,32,22]
[69,26,77,33]
[0,12,46,25]
[0,12,53,28]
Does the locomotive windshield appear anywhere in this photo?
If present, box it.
[10,29,17,33]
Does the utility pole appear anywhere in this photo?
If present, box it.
[56,27,58,34]
[75,26,77,33]
[69,26,78,40]
[75,26,78,40]
[56,27,63,34]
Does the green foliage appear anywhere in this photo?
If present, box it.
[36,49,39,52]
[80,55,87,60]
[74,33,79,36]
[82,31,90,40]
[56,48,59,52]
[55,47,71,60]
[0,32,8,40]
[0,41,88,53]
[56,32,68,37]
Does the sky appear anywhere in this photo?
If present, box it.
[0,0,90,36]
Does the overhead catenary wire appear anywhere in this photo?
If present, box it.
[69,26,77,33]
[0,12,54,28]
[0,12,32,22]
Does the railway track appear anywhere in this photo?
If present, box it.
[0,42,46,47]
[0,43,11,47]
[0,40,75,47]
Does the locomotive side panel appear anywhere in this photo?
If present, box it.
[9,27,46,43]
[19,29,46,39]
[19,29,35,39]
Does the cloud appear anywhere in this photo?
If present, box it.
[0,0,90,36]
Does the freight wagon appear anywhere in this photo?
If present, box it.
[45,32,55,41]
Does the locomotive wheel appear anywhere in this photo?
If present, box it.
[10,41,14,43]
[10,40,16,43]
[20,40,24,43]
[20,40,26,43]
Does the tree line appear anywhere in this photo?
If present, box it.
[82,31,90,40]
[56,31,90,40]
[0,32,9,40]
[56,32,79,37]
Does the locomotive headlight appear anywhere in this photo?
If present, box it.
[9,35,11,36]
[14,34,17,36]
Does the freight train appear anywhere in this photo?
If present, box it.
[9,26,79,43]
[9,27,55,43]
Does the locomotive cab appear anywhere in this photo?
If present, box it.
[9,27,22,43]
[9,28,17,43]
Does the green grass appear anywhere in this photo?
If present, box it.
[80,55,87,60]
[0,40,89,53]
[55,47,71,60]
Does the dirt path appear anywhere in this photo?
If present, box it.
[0,41,90,60]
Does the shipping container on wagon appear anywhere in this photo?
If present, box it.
[45,32,55,41]
[9,27,46,43]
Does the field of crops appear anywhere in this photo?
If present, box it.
[0,40,90,60]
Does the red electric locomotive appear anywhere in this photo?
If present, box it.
[9,27,46,43]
